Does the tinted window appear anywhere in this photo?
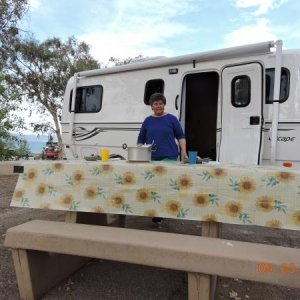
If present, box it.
[69,85,103,113]
[266,68,289,104]
[144,79,164,105]
[231,75,251,107]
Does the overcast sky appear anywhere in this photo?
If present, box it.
[23,0,300,63]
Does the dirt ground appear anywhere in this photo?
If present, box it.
[1,174,300,300]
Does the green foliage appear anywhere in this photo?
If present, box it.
[5,36,100,147]
[0,0,28,34]
[0,0,29,160]
[0,0,29,68]
[0,135,30,161]
[14,138,30,157]
[0,139,11,160]
[0,73,26,160]
[0,74,24,131]
[8,36,99,104]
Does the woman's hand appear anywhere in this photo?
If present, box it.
[182,155,189,163]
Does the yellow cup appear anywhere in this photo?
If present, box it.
[101,149,109,162]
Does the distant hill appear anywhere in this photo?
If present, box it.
[20,134,48,142]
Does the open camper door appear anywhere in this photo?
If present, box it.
[219,63,263,164]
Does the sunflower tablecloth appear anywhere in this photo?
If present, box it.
[10,160,300,231]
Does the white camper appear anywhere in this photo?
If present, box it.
[61,40,300,166]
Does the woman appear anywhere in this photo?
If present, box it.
[137,93,188,225]
[137,93,188,161]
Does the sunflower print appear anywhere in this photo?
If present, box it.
[193,193,209,207]
[59,194,74,208]
[110,193,124,208]
[213,168,227,179]
[73,170,85,185]
[91,206,104,213]
[27,168,38,182]
[202,214,218,222]
[292,211,300,226]
[9,160,300,231]
[53,163,64,171]
[151,165,167,176]
[225,201,243,217]
[144,209,158,217]
[123,172,136,185]
[36,183,48,196]
[101,164,113,174]
[84,185,97,200]
[239,177,256,194]
[177,174,193,190]
[256,196,274,212]
[13,188,26,201]
[136,188,151,203]
[265,219,283,228]
[275,171,295,183]
[165,200,182,216]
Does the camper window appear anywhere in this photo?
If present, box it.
[231,75,251,107]
[265,68,290,104]
[144,79,164,105]
[69,85,103,113]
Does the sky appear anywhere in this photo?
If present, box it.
[16,0,300,135]
[23,0,300,64]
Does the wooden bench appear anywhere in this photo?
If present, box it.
[4,220,300,300]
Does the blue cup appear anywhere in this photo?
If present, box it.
[188,151,197,164]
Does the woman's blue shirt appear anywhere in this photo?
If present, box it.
[137,114,185,160]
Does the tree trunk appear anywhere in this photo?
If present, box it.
[51,111,63,159]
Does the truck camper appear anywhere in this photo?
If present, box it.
[61,40,300,166]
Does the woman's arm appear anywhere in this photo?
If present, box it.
[178,138,188,160]
[137,121,147,144]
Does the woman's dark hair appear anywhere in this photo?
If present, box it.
[149,93,166,105]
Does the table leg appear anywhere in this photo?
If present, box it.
[187,222,221,300]
[201,221,222,238]
[188,272,210,300]
[201,222,222,300]
[65,211,77,223]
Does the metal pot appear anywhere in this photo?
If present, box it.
[122,143,153,162]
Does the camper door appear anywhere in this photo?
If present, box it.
[219,63,263,164]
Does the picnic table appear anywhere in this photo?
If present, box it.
[5,160,300,300]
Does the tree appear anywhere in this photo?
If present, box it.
[0,74,27,160]
[14,138,30,157]
[0,0,28,69]
[5,36,100,152]
[0,0,28,160]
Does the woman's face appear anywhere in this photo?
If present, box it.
[151,100,165,116]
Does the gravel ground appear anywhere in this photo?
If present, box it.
[1,174,300,300]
